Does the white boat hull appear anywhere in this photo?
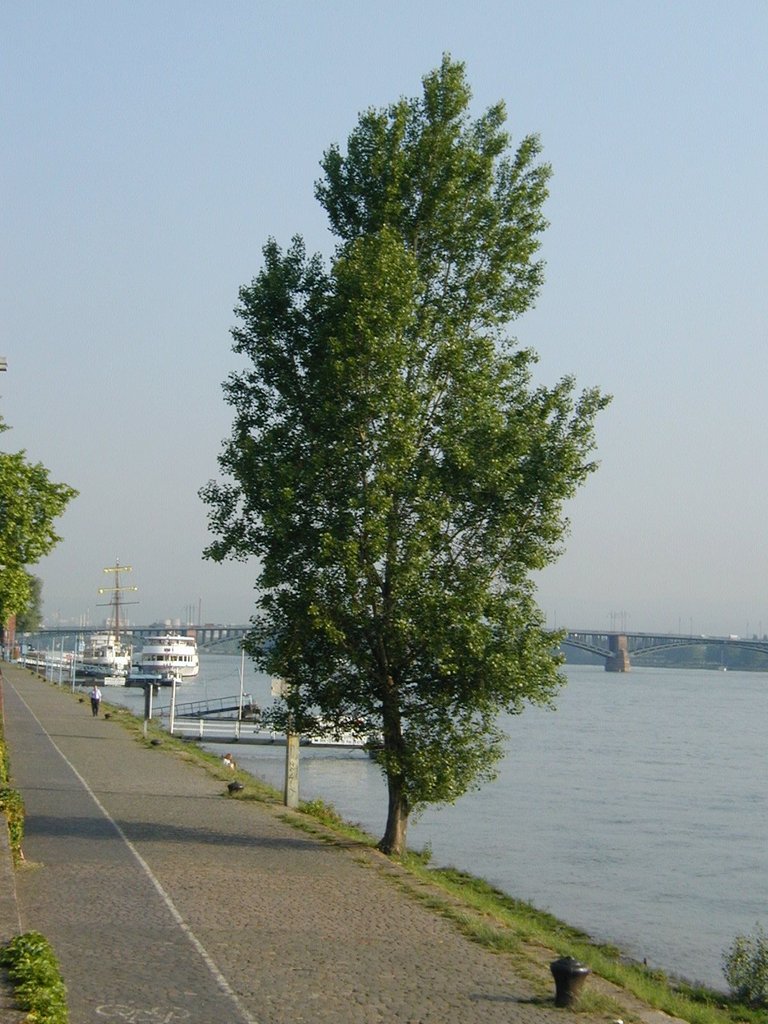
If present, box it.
[138,633,199,679]
[81,632,132,677]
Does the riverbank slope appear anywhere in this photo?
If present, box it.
[1,662,687,1024]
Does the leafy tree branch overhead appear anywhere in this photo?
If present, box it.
[201,55,610,856]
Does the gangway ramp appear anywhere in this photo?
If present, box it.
[165,692,258,719]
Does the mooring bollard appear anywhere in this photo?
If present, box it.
[550,956,590,1007]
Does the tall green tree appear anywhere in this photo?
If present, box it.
[0,417,77,626]
[15,574,43,633]
[202,57,610,855]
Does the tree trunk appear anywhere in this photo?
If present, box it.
[378,775,409,856]
[378,670,409,855]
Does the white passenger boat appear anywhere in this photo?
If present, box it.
[138,633,199,679]
[81,633,132,678]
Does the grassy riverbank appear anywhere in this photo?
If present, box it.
[2,678,761,1024]
[93,697,762,1024]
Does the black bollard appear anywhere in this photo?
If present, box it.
[550,957,590,1007]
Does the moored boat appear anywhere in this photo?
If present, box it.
[80,562,138,678]
[138,632,199,679]
[80,633,132,677]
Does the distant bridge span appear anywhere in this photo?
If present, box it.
[23,625,768,671]
[25,624,251,652]
[563,630,768,671]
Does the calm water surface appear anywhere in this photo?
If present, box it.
[101,657,767,990]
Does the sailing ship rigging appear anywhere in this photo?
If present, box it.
[80,562,138,678]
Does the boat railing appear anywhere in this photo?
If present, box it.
[17,652,73,670]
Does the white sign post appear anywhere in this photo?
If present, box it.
[169,675,177,735]
[143,682,154,738]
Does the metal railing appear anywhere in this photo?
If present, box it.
[170,693,256,719]
[161,713,371,747]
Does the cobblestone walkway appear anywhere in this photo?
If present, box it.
[0,664,664,1024]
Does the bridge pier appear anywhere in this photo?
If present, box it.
[606,633,630,672]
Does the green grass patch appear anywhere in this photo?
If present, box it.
[0,931,68,1024]
[0,709,25,863]
[0,786,24,863]
[294,798,376,844]
[0,733,9,786]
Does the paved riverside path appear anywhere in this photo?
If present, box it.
[1,664,600,1024]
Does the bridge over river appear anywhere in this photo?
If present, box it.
[20,625,768,672]
[22,623,252,652]
[564,630,768,671]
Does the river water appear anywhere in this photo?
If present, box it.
[97,656,767,991]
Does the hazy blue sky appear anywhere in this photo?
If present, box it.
[2,1,766,634]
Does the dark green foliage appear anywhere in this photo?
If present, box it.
[0,787,24,862]
[202,56,609,854]
[723,926,768,1006]
[0,931,68,1023]
[0,713,24,863]
[15,575,44,633]
[0,416,77,624]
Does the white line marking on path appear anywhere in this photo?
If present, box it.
[8,682,261,1024]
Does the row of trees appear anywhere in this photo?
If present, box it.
[202,57,609,855]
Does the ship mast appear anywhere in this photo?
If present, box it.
[97,561,138,640]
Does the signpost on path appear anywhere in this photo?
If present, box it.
[143,682,154,737]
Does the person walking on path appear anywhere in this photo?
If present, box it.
[89,683,102,717]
